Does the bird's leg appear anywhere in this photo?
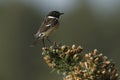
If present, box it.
[46,38,53,44]
[42,38,45,47]
[53,42,57,54]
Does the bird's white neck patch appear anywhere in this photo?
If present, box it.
[48,16,55,19]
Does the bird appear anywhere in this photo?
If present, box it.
[30,11,64,47]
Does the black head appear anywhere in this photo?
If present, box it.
[47,11,64,18]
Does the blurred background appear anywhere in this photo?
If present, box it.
[0,0,120,80]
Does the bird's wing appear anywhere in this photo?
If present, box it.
[39,17,58,32]
[34,17,58,38]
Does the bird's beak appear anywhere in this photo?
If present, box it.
[60,13,64,15]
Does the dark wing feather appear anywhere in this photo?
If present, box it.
[39,17,58,32]
[34,17,58,38]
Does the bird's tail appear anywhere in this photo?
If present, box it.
[29,37,39,47]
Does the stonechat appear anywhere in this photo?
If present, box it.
[31,11,64,47]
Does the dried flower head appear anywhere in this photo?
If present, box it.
[64,49,119,80]
[42,44,119,80]
[42,44,83,75]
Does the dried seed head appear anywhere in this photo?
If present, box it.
[76,46,83,53]
[42,45,119,80]
[94,57,99,63]
[93,49,98,55]
[66,49,71,55]
[102,70,106,74]
[43,55,51,61]
[61,45,66,50]
[73,54,78,59]
[59,54,65,58]
[85,54,89,59]
[72,44,76,49]
[42,47,48,51]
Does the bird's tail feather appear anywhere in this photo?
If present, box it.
[29,37,39,47]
